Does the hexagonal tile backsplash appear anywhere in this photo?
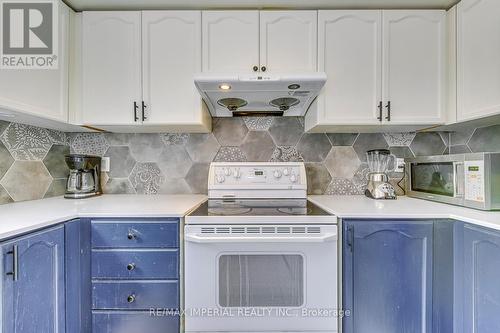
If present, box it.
[1,118,499,205]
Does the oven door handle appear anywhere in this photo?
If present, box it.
[185,233,337,243]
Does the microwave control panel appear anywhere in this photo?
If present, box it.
[464,160,485,202]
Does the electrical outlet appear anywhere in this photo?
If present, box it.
[395,158,405,173]
[101,157,110,172]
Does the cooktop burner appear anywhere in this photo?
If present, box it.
[189,199,330,217]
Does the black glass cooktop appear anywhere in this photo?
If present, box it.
[189,199,331,217]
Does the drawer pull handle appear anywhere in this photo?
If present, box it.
[127,263,136,271]
[127,232,136,240]
[127,294,136,303]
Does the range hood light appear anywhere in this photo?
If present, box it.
[219,84,231,90]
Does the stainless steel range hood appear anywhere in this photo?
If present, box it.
[194,72,327,117]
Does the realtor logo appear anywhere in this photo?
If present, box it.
[1,0,58,69]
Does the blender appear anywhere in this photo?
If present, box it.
[364,149,397,199]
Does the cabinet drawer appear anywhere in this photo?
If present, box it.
[92,281,179,310]
[91,220,179,248]
[92,311,179,333]
[92,250,178,279]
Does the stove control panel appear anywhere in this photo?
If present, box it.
[208,162,307,196]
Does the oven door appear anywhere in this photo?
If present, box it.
[184,224,338,333]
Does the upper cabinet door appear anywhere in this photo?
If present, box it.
[316,10,382,124]
[82,12,142,125]
[202,11,259,73]
[259,11,317,72]
[457,0,500,122]
[142,11,203,124]
[0,2,69,122]
[382,10,446,124]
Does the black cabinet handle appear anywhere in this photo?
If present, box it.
[133,102,139,122]
[127,294,136,303]
[127,263,136,271]
[261,66,267,72]
[5,245,18,281]
[141,101,147,121]
[377,101,383,122]
[253,65,259,72]
[385,101,391,122]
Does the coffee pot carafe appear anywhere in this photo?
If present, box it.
[64,154,102,199]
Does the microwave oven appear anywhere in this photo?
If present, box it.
[405,153,500,210]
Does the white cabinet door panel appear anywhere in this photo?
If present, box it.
[382,10,446,124]
[142,11,202,124]
[259,11,317,72]
[317,10,382,124]
[457,0,500,121]
[82,12,142,125]
[202,11,259,73]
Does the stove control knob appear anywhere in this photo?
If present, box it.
[216,175,225,183]
[283,168,290,176]
[273,170,282,179]
[290,174,297,183]
[224,168,231,176]
[233,169,241,178]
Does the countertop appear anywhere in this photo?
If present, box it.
[308,195,500,230]
[0,194,207,240]
[2,194,500,241]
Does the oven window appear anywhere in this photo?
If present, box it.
[218,254,304,307]
[411,162,455,197]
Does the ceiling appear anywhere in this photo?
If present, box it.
[64,0,461,11]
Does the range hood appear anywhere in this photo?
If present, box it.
[194,72,327,117]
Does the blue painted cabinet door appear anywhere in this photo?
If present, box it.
[463,224,500,332]
[343,220,433,333]
[2,226,65,333]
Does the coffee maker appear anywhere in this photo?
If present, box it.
[364,149,397,200]
[64,154,102,199]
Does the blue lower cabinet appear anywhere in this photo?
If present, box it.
[463,223,500,332]
[92,281,179,309]
[2,226,65,333]
[93,311,180,333]
[343,219,433,333]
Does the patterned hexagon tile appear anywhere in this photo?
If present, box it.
[352,163,370,193]
[243,117,274,131]
[214,147,247,162]
[352,133,389,161]
[270,146,303,162]
[239,131,275,161]
[0,141,14,180]
[161,133,189,146]
[324,147,361,179]
[410,132,446,156]
[71,133,110,156]
[325,178,362,195]
[128,134,164,162]
[157,145,193,179]
[43,144,70,179]
[467,125,500,153]
[305,163,332,195]
[185,134,220,163]
[0,123,53,160]
[185,163,210,194]
[212,118,248,146]
[104,146,136,178]
[0,161,52,201]
[296,133,332,162]
[128,162,165,195]
[382,132,416,147]
[46,129,69,145]
[268,117,303,146]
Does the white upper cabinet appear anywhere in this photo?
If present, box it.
[0,1,69,122]
[202,11,259,73]
[82,11,142,125]
[259,11,317,72]
[142,11,205,125]
[457,0,500,122]
[382,10,446,124]
[311,10,382,126]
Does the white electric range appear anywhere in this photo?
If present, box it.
[185,162,338,333]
